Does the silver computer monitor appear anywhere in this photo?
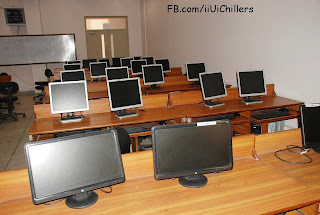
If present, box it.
[106,67,129,81]
[131,59,147,75]
[120,57,134,68]
[155,59,170,73]
[185,62,205,82]
[89,62,108,79]
[60,69,86,82]
[141,56,154,65]
[63,63,81,71]
[142,64,164,89]
[66,60,81,64]
[82,59,97,68]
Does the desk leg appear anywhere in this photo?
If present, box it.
[260,122,268,134]
[131,137,138,152]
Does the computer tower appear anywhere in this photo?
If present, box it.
[251,122,262,134]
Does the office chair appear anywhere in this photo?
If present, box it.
[0,82,26,121]
[33,69,53,104]
[114,127,131,154]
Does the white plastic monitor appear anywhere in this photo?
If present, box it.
[120,57,134,68]
[185,62,206,81]
[63,63,81,71]
[49,81,89,114]
[237,70,267,98]
[142,64,165,86]
[199,72,227,100]
[155,59,170,73]
[66,60,81,64]
[131,59,147,75]
[60,69,86,82]
[105,67,129,81]
[89,62,108,78]
[141,56,154,65]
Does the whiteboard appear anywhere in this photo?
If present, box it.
[0,34,76,66]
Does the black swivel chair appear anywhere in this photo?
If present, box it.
[33,69,53,104]
[0,82,26,121]
[114,127,131,154]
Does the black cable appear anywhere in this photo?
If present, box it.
[100,186,112,193]
[44,198,65,205]
[274,145,313,164]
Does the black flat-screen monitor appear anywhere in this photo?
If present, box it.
[112,57,121,67]
[186,62,205,85]
[120,57,134,68]
[155,59,170,73]
[199,72,227,107]
[106,67,129,81]
[66,60,81,64]
[152,121,233,188]
[89,62,107,79]
[99,58,110,67]
[141,56,154,65]
[63,64,81,71]
[25,129,125,209]
[49,81,89,122]
[82,59,97,68]
[300,104,320,153]
[133,56,141,60]
[237,70,266,104]
[131,60,147,75]
[142,64,164,89]
[60,70,86,82]
[107,77,143,119]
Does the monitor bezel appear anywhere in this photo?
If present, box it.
[236,70,267,98]
[120,57,134,68]
[49,80,89,114]
[199,71,228,101]
[66,60,81,64]
[98,58,110,67]
[142,64,165,86]
[89,62,108,78]
[60,69,86,82]
[300,104,320,148]
[131,59,147,75]
[185,62,206,81]
[155,59,171,73]
[152,121,233,180]
[112,57,122,67]
[107,77,143,112]
[105,67,129,81]
[141,56,154,65]
[82,59,97,68]
[63,63,81,71]
[25,129,125,205]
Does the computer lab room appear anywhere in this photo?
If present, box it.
[1,0,320,214]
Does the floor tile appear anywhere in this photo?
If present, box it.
[5,158,27,171]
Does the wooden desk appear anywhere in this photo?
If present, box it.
[0,75,11,83]
[1,134,320,214]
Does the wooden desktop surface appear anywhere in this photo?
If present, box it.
[1,133,320,214]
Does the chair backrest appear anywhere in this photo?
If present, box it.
[45,69,53,78]
[0,72,8,76]
[114,127,131,154]
[0,82,19,95]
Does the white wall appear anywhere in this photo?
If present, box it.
[144,0,320,104]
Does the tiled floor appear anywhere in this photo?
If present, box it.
[0,93,35,171]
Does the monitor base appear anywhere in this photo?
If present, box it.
[65,191,98,209]
[313,147,320,153]
[190,81,200,86]
[147,84,160,90]
[116,110,139,119]
[204,100,225,108]
[93,78,104,82]
[60,113,84,123]
[178,174,208,188]
[242,97,263,105]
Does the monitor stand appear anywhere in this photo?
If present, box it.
[116,109,138,119]
[65,191,98,209]
[60,112,84,123]
[178,174,208,188]
[242,96,263,105]
[204,99,225,108]
[313,147,320,153]
[190,81,200,86]
[147,84,160,90]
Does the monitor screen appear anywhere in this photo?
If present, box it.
[300,104,320,150]
[142,64,164,85]
[82,59,97,68]
[199,72,227,100]
[107,77,143,111]
[25,129,125,208]
[131,60,147,75]
[89,62,107,78]
[141,56,154,65]
[49,81,89,114]
[152,121,233,188]
[237,70,266,97]
[155,59,170,72]
[99,58,110,67]
[66,60,81,64]
[186,62,205,81]
[120,57,133,68]
[63,64,81,71]
[112,57,121,67]
[133,56,141,60]
[60,70,86,82]
[106,67,129,81]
